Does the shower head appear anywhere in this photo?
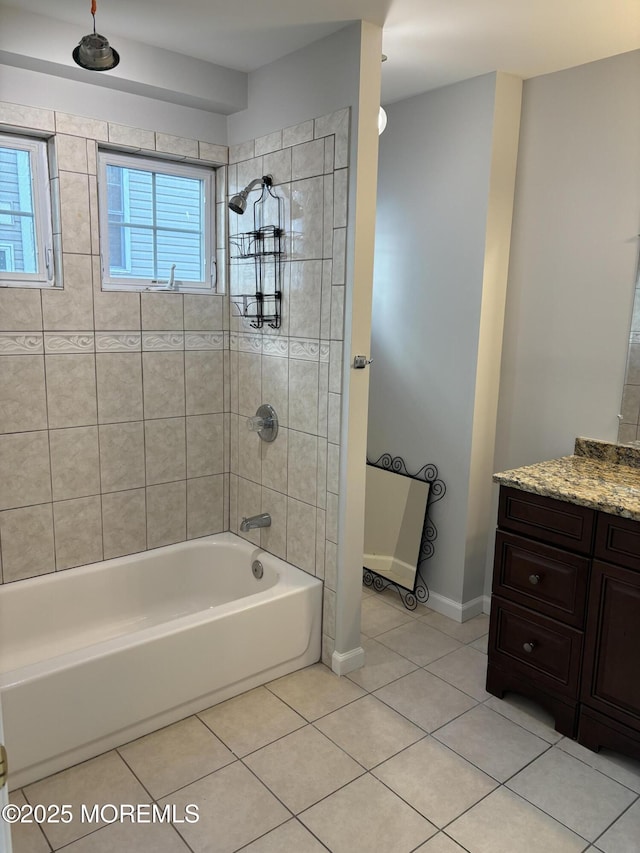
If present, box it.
[228,175,273,214]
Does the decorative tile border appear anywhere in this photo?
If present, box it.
[262,336,289,358]
[95,332,142,352]
[320,343,330,364]
[290,338,321,362]
[142,332,184,351]
[230,332,263,354]
[44,332,94,353]
[185,332,224,351]
[0,332,44,354]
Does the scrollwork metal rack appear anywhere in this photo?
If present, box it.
[363,453,446,610]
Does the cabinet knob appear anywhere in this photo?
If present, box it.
[523,641,536,654]
[528,574,541,585]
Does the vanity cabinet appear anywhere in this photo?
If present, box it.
[487,486,640,757]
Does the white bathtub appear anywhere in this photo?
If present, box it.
[0,533,322,788]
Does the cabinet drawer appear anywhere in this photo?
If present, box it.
[488,597,583,698]
[594,513,640,572]
[493,531,589,627]
[499,487,595,554]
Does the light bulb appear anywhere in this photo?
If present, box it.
[378,106,388,135]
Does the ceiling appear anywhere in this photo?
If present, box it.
[3,0,640,104]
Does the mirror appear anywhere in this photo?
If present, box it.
[363,454,445,610]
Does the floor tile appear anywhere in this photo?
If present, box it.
[8,789,51,853]
[314,694,425,769]
[595,798,640,853]
[556,737,640,793]
[448,787,587,852]
[506,747,637,842]
[23,751,150,849]
[299,773,437,853]
[118,716,235,798]
[159,761,289,853]
[57,821,190,852]
[198,686,306,756]
[425,645,491,701]
[374,669,477,733]
[420,611,490,644]
[470,634,488,654]
[360,596,415,637]
[240,818,328,852]
[433,704,550,782]
[346,637,418,692]
[266,662,365,721]
[373,737,497,827]
[243,725,363,813]
[483,693,563,744]
[376,621,462,666]
[414,834,471,852]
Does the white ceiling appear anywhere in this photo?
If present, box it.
[3,0,640,104]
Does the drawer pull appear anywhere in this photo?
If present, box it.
[528,574,541,585]
[523,641,536,654]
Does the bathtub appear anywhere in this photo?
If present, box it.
[0,533,322,788]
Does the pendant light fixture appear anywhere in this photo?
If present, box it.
[73,0,120,72]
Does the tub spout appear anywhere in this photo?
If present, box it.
[240,513,271,532]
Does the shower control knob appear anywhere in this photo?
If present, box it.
[523,642,535,654]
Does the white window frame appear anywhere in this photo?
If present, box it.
[0,133,56,288]
[98,150,215,293]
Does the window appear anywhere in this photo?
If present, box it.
[98,151,215,292]
[0,134,55,288]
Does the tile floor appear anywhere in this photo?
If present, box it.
[8,585,640,853]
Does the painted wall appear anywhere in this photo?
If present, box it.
[495,50,640,470]
[368,73,521,612]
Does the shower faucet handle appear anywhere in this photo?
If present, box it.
[247,404,278,442]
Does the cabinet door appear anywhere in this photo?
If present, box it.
[582,560,640,730]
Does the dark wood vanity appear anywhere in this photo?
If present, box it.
[487,439,640,761]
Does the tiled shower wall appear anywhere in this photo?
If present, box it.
[0,100,349,668]
[227,110,350,665]
[618,280,640,443]
[0,101,230,583]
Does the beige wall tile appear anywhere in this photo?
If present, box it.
[185,351,224,415]
[261,354,288,428]
[0,102,55,131]
[327,393,341,445]
[320,260,332,341]
[330,285,345,340]
[323,175,334,258]
[0,287,43,330]
[283,121,314,148]
[141,293,184,330]
[0,354,47,433]
[229,139,255,165]
[255,130,283,156]
[59,171,91,254]
[0,431,51,510]
[290,176,324,261]
[50,426,100,500]
[156,133,198,158]
[237,351,262,417]
[146,481,186,548]
[97,353,143,423]
[292,139,325,181]
[260,487,287,558]
[261,426,288,493]
[199,141,229,164]
[55,134,88,173]
[237,416,262,483]
[102,488,147,559]
[0,503,55,582]
[186,414,224,478]
[326,492,338,544]
[183,295,223,331]
[93,253,141,330]
[289,260,322,339]
[145,417,186,485]
[54,495,103,569]
[289,359,319,434]
[327,442,340,495]
[263,147,292,186]
[317,438,327,508]
[288,430,318,505]
[42,253,94,330]
[187,475,224,539]
[331,229,347,286]
[45,353,97,428]
[236,476,262,545]
[142,351,185,419]
[108,123,155,149]
[315,508,326,578]
[333,168,348,228]
[55,112,108,140]
[99,421,145,493]
[286,497,316,574]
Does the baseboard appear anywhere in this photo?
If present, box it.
[426,592,488,623]
[331,646,365,676]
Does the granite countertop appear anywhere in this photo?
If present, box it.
[493,437,640,521]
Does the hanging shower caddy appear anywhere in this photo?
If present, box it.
[229,176,283,329]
